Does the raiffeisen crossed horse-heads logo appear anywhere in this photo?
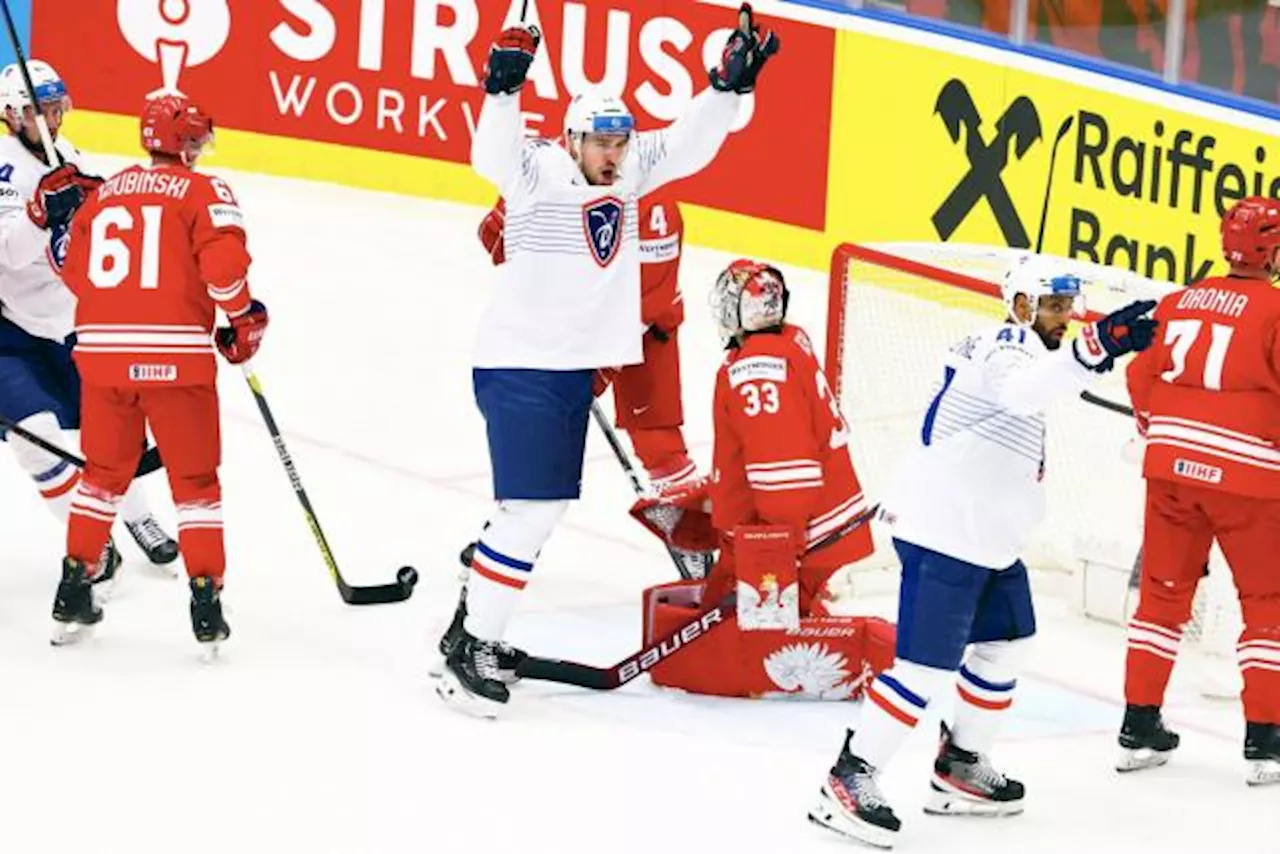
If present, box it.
[117,0,231,97]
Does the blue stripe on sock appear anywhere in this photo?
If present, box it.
[476,541,534,573]
[959,664,1016,693]
[33,459,70,483]
[878,673,928,710]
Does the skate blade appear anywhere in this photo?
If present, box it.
[807,786,897,849]
[91,579,118,607]
[434,671,504,720]
[50,620,96,646]
[923,782,1022,817]
[1116,746,1172,773]
[1246,759,1280,786]
[197,641,223,664]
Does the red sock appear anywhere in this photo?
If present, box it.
[1124,618,1183,707]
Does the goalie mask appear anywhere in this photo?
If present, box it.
[1001,254,1085,327]
[710,259,789,346]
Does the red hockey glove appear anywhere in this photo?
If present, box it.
[484,25,541,95]
[478,201,506,265]
[27,164,103,230]
[215,300,269,364]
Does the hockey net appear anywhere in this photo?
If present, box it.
[826,243,1243,693]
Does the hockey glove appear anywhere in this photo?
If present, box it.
[709,4,780,94]
[478,200,506,265]
[27,164,104,231]
[483,25,541,95]
[215,300,269,365]
[1073,299,1158,373]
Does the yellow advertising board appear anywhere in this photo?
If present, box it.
[828,30,1280,285]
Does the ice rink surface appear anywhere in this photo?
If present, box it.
[0,155,1266,853]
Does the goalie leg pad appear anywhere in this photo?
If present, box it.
[735,524,800,631]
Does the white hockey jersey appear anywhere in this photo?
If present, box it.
[469,88,740,370]
[883,323,1099,570]
[0,134,81,343]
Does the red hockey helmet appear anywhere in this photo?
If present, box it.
[1221,196,1280,274]
[140,94,214,164]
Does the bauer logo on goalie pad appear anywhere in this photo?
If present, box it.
[728,355,787,388]
[583,197,625,268]
[207,203,244,231]
[1174,458,1223,484]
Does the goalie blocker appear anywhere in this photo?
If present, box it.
[632,501,894,699]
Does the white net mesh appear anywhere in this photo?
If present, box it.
[828,243,1243,678]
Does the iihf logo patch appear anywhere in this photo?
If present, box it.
[583,197,624,268]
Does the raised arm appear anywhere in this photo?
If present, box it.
[470,25,542,194]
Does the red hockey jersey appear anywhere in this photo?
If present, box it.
[711,323,873,564]
[1127,275,1280,499]
[480,192,684,330]
[62,164,253,387]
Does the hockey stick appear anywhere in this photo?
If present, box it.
[0,0,61,166]
[1033,115,1074,254]
[238,363,419,605]
[1079,389,1135,417]
[514,503,880,690]
[589,399,699,580]
[0,413,163,477]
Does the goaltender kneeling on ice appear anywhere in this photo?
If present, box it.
[630,258,895,700]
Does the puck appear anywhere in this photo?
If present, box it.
[397,566,419,588]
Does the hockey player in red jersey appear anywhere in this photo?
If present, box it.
[626,259,889,700]
[1120,195,1280,784]
[477,190,695,491]
[704,259,873,612]
[51,94,266,652]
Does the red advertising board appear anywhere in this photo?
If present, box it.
[35,0,834,230]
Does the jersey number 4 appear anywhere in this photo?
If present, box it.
[1160,319,1235,390]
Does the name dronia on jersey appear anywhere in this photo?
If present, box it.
[1175,287,1250,318]
[97,170,192,202]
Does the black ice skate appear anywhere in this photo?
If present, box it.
[435,628,512,718]
[189,576,230,660]
[808,729,901,849]
[51,557,103,646]
[125,515,179,566]
[1244,722,1280,786]
[926,723,1025,816]
[428,583,526,683]
[1116,704,1180,772]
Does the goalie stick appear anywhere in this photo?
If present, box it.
[513,503,880,690]
[590,400,703,581]
[238,364,419,605]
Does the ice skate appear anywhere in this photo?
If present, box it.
[1116,704,1180,772]
[125,515,179,568]
[808,730,901,849]
[1245,723,1280,786]
[436,628,512,719]
[189,576,230,662]
[925,723,1025,816]
[428,584,526,684]
[51,556,103,646]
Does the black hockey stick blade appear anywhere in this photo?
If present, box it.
[1079,389,1135,417]
[240,366,418,605]
[514,504,880,689]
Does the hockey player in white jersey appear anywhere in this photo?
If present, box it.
[807,256,1158,848]
[0,61,177,576]
[434,6,779,716]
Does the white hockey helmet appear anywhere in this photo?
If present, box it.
[0,60,70,126]
[562,89,634,141]
[1001,253,1086,326]
[710,259,789,346]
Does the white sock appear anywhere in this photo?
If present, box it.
[119,479,152,524]
[850,659,952,771]
[463,500,568,641]
[10,412,79,523]
[951,640,1029,757]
